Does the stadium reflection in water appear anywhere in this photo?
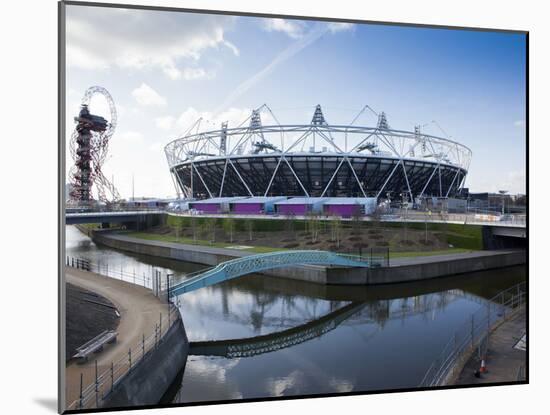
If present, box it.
[65,226,525,402]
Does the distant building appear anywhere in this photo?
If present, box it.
[189,197,247,214]
[322,197,378,217]
[127,198,171,209]
[274,198,327,216]
[229,196,287,214]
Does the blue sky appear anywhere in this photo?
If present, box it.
[65,5,526,199]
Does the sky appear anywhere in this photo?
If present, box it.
[65,4,527,199]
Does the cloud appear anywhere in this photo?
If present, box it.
[165,66,215,81]
[514,120,525,127]
[500,170,526,194]
[149,142,165,152]
[155,116,175,130]
[118,131,143,142]
[66,6,238,79]
[132,83,166,107]
[327,22,355,33]
[214,23,330,114]
[263,18,306,39]
[173,107,256,133]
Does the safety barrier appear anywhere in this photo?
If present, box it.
[419,281,526,387]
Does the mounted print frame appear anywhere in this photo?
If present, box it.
[59,1,528,413]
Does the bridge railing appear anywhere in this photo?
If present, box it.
[169,250,388,296]
[419,281,526,388]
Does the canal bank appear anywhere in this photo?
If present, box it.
[84,228,526,285]
[65,225,526,402]
[65,267,188,411]
[453,305,527,385]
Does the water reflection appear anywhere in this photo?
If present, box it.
[65,226,526,402]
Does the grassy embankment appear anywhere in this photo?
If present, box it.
[123,215,483,258]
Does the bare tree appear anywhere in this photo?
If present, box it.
[190,216,198,243]
[244,218,254,241]
[284,213,295,238]
[223,216,236,243]
[330,215,343,249]
[306,212,320,243]
[209,218,218,243]
[351,203,363,234]
[371,204,383,231]
[176,221,184,242]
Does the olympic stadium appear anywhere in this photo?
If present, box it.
[164,105,471,203]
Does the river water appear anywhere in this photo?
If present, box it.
[65,226,526,402]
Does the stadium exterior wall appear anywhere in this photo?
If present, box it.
[172,155,467,201]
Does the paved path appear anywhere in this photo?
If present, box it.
[454,306,526,385]
[65,267,169,407]
[107,232,254,258]
[390,250,523,267]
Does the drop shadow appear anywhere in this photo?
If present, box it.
[34,398,57,412]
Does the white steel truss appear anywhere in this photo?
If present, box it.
[164,105,471,200]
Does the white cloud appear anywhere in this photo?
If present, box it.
[132,83,166,107]
[164,66,215,81]
[215,23,330,114]
[173,107,277,133]
[155,116,175,130]
[149,142,165,152]
[500,170,526,194]
[118,131,143,142]
[263,18,306,39]
[66,7,238,79]
[514,120,525,127]
[266,371,302,396]
[327,22,355,33]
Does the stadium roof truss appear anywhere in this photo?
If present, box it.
[164,105,472,201]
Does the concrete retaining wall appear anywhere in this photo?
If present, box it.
[326,250,526,285]
[89,230,526,286]
[101,319,189,409]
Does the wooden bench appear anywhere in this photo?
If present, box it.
[73,330,118,363]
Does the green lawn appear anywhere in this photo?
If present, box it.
[128,232,285,254]
[128,231,473,258]
[389,248,472,258]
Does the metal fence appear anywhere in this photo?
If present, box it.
[65,256,172,295]
[65,257,180,410]
[66,307,179,410]
[419,281,526,387]
[388,210,526,227]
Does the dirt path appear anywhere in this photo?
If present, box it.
[65,267,169,407]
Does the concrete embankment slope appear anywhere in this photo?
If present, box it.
[89,230,526,285]
[65,268,188,410]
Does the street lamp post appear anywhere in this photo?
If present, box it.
[498,190,508,215]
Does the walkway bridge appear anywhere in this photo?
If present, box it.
[65,210,164,225]
[169,250,379,296]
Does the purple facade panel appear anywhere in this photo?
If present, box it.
[324,204,362,217]
[192,203,220,213]
[232,203,263,214]
[277,204,309,216]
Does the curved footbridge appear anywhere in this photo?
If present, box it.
[169,250,378,296]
